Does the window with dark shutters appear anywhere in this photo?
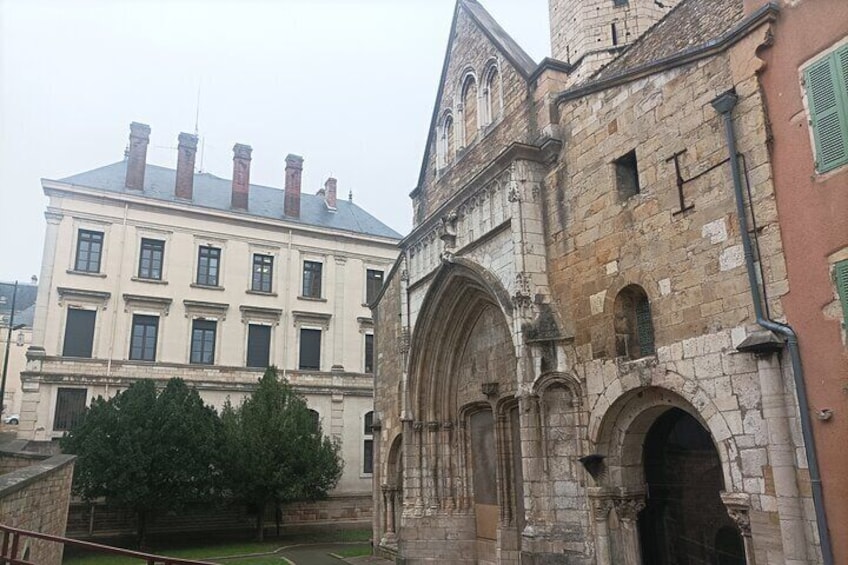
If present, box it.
[836,260,848,327]
[53,388,87,430]
[614,284,655,360]
[366,269,384,304]
[363,411,374,474]
[635,297,656,357]
[63,308,96,358]
[299,328,321,370]
[247,324,272,368]
[805,45,848,173]
[364,334,374,373]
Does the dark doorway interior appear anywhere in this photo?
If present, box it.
[639,408,745,565]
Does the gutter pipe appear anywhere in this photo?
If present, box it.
[712,90,833,565]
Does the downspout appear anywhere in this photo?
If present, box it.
[105,202,130,388]
[712,90,833,565]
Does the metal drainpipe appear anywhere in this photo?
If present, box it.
[712,90,833,565]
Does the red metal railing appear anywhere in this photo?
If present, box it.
[0,524,217,565]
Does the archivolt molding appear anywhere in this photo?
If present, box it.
[532,371,582,400]
[591,385,738,492]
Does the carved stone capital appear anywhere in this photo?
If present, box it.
[720,491,752,536]
[592,498,615,521]
[613,496,646,521]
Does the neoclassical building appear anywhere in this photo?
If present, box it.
[19,123,400,522]
[372,0,840,563]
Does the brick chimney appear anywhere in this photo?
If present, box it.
[324,177,337,211]
[232,143,252,210]
[284,154,304,219]
[125,122,151,191]
[175,132,198,200]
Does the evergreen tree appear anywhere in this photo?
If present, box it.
[61,378,221,547]
[220,367,343,540]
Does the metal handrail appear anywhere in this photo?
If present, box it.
[0,524,217,565]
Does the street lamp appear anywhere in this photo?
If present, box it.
[1,281,24,415]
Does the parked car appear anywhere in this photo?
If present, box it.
[3,414,19,425]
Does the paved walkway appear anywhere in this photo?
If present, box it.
[272,543,393,565]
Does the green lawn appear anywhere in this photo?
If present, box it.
[63,529,371,564]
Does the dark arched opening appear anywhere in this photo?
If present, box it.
[639,408,744,564]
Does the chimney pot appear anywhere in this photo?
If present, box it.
[175,132,199,200]
[232,143,253,210]
[325,177,337,210]
[125,122,151,191]
[284,154,304,219]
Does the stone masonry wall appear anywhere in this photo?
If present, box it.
[547,54,786,361]
[532,37,820,564]
[416,6,532,222]
[0,453,75,565]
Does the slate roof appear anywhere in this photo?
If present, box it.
[593,0,744,81]
[54,161,402,240]
[0,282,38,328]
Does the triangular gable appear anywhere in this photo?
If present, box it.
[411,0,536,196]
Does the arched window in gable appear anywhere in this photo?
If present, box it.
[439,113,456,168]
[613,284,655,359]
[462,75,478,147]
[483,64,502,126]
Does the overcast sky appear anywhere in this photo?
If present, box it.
[0,0,550,283]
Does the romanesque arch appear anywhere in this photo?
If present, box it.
[590,387,748,565]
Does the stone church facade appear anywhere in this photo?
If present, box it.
[372,0,832,564]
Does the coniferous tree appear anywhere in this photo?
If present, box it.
[220,367,343,540]
[61,378,221,548]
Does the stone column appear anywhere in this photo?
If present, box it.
[588,488,615,565]
[613,492,646,565]
[382,484,398,545]
[721,491,757,565]
[755,355,808,564]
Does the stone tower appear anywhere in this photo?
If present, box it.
[549,0,680,80]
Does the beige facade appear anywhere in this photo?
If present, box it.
[0,281,37,420]
[373,0,828,564]
[20,126,400,499]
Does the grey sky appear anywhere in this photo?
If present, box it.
[0,0,550,282]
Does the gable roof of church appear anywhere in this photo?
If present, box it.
[412,0,536,195]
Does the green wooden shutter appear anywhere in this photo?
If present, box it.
[836,260,848,328]
[806,45,848,173]
[635,297,655,356]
